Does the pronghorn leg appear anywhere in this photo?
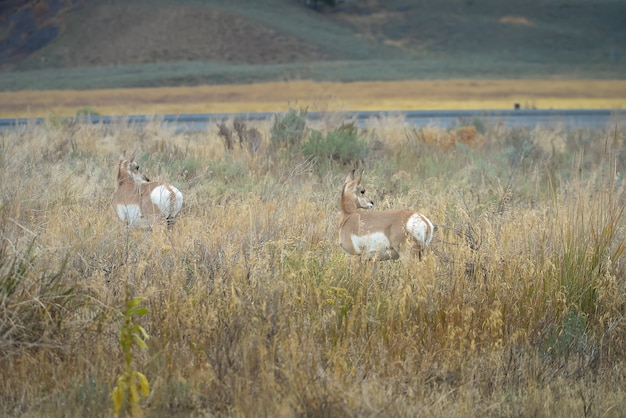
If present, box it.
[380,261,397,290]
[406,244,424,262]
[370,259,379,278]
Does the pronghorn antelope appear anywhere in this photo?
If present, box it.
[339,169,434,261]
[113,152,183,228]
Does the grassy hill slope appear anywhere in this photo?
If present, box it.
[0,0,625,90]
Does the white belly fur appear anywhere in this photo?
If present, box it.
[351,232,391,255]
[117,203,142,226]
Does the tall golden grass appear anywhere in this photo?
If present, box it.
[1,113,626,417]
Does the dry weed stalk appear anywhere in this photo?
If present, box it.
[218,118,263,154]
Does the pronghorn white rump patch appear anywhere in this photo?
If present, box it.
[150,185,183,217]
[351,232,391,255]
[116,204,142,227]
[406,213,434,246]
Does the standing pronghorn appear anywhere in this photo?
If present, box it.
[113,151,183,228]
[339,169,434,261]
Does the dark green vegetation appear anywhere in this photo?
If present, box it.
[0,0,625,90]
[1,113,626,416]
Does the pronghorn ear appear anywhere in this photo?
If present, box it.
[355,169,364,184]
[119,150,127,161]
[344,170,355,184]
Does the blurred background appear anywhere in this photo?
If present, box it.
[0,0,625,115]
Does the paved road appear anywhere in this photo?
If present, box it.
[1,109,624,132]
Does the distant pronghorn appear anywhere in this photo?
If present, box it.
[113,152,183,228]
[339,169,434,261]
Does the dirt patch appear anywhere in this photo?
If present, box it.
[499,16,533,26]
[47,3,325,67]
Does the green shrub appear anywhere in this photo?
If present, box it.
[75,107,101,117]
[503,127,537,166]
[302,123,368,165]
[270,107,308,150]
[541,310,588,360]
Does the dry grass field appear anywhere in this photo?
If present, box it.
[3,1,625,414]
[1,79,626,118]
[1,111,626,416]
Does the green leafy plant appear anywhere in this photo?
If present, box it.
[302,123,368,165]
[111,297,150,417]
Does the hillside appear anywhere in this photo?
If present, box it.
[0,0,625,90]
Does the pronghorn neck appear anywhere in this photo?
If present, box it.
[117,165,133,186]
[340,183,359,215]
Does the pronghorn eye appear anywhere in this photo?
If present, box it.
[360,189,366,195]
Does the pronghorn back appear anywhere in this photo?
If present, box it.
[113,152,183,228]
[339,169,433,261]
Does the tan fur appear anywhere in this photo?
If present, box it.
[339,169,433,261]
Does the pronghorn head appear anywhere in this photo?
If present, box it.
[341,169,374,213]
[117,151,150,185]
